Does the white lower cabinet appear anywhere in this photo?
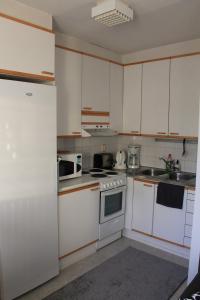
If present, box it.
[132,180,155,235]
[58,185,100,258]
[153,185,186,245]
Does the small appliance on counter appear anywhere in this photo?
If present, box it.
[93,153,114,170]
[58,153,82,180]
[127,145,141,170]
[114,150,127,170]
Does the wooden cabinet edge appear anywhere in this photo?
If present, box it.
[0,12,54,33]
[81,110,110,116]
[132,229,189,248]
[59,240,98,260]
[0,68,55,81]
[134,178,159,185]
[57,135,82,139]
[58,183,100,196]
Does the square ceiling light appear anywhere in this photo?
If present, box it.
[92,0,134,27]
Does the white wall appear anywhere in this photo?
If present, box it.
[122,38,200,64]
[0,0,52,29]
[55,32,122,63]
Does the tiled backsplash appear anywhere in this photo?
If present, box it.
[58,136,198,173]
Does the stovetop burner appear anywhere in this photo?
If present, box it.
[106,171,118,175]
[91,174,108,178]
[90,168,104,173]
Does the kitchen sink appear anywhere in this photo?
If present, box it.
[141,168,167,177]
[159,172,196,181]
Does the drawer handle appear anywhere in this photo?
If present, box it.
[41,71,54,76]
[144,184,153,187]
[72,132,81,134]
[131,131,139,133]
[90,187,100,191]
[157,132,166,135]
[170,132,179,135]
[83,107,92,110]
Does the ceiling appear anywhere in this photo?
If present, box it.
[18,0,200,54]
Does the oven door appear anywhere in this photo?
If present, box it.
[100,186,126,224]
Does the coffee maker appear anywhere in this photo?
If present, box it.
[127,145,141,170]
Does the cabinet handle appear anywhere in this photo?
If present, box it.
[90,187,100,191]
[72,132,81,134]
[131,131,139,133]
[83,107,92,110]
[144,184,153,187]
[157,132,166,135]
[41,71,54,76]
[170,132,179,135]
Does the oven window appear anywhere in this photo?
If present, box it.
[104,192,122,216]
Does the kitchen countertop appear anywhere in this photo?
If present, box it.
[58,166,196,194]
[59,175,99,193]
[125,166,196,190]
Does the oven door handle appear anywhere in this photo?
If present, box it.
[101,185,126,197]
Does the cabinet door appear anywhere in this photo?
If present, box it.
[153,186,186,244]
[169,56,200,137]
[110,63,123,131]
[123,65,142,134]
[56,48,82,136]
[82,56,110,112]
[0,16,55,79]
[59,187,99,258]
[132,180,155,234]
[125,177,134,230]
[141,60,170,136]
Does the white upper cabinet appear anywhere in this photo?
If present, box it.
[141,60,170,136]
[123,65,142,134]
[169,55,200,137]
[55,47,82,137]
[0,16,55,80]
[132,180,155,235]
[110,63,123,131]
[82,56,110,112]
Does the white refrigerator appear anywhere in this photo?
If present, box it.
[0,79,59,300]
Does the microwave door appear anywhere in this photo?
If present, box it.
[59,160,74,177]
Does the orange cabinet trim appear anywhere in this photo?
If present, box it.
[0,12,54,33]
[55,44,123,66]
[81,110,110,117]
[81,122,110,125]
[57,135,82,139]
[0,68,54,81]
[134,177,159,185]
[132,229,189,248]
[58,183,100,196]
[59,240,98,260]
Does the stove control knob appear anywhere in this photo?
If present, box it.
[110,182,113,187]
[120,180,123,184]
[113,181,116,186]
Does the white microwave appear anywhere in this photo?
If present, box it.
[58,153,82,181]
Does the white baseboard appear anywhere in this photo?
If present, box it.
[123,228,190,259]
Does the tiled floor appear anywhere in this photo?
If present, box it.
[18,237,188,300]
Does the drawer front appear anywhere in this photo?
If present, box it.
[185,225,192,238]
[186,200,195,214]
[187,192,195,201]
[185,213,193,226]
[99,215,125,240]
[184,237,191,248]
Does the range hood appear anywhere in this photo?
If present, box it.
[81,127,118,137]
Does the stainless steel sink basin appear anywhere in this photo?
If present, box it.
[141,168,167,177]
[159,172,196,181]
